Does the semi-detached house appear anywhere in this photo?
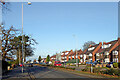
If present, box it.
[84,42,102,62]
[61,51,69,63]
[95,38,120,63]
[49,38,120,64]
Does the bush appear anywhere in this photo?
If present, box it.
[80,63,86,65]
[113,63,118,68]
[81,66,89,72]
[93,67,101,73]
[103,68,120,76]
[71,65,76,66]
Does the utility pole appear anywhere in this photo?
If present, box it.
[73,34,78,67]
[64,52,65,67]
[19,49,21,65]
[22,3,24,73]
[76,49,78,67]
[0,2,2,77]
[21,2,31,73]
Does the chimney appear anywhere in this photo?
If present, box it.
[99,42,102,45]
[103,42,106,44]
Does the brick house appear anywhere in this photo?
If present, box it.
[96,38,120,63]
[84,42,102,62]
[67,50,73,61]
[77,49,83,63]
[50,55,56,61]
[61,51,69,63]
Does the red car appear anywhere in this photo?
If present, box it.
[20,64,24,67]
[54,61,62,66]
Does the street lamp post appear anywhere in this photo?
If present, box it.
[76,49,78,67]
[21,3,24,73]
[21,2,31,73]
[73,35,78,67]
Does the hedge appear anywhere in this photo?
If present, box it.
[113,63,118,68]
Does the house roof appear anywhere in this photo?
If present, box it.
[67,50,73,56]
[102,40,118,53]
[69,50,75,56]
[77,49,83,55]
[96,48,104,53]
[85,44,100,55]
[112,44,120,51]
[61,50,71,57]
[50,55,56,58]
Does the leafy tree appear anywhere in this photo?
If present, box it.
[10,35,37,62]
[82,41,96,51]
[0,25,37,62]
[38,56,41,63]
[46,55,50,63]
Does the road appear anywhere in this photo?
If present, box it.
[2,64,111,80]
[2,65,88,79]
[27,65,85,78]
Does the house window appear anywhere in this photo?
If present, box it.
[89,56,92,59]
[105,55,109,58]
[86,57,89,60]
[96,56,100,59]
[88,47,95,51]
[114,55,118,58]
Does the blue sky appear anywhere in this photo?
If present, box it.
[3,2,118,61]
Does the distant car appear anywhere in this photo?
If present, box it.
[106,62,113,68]
[39,63,42,64]
[92,60,101,65]
[54,61,62,66]
[20,64,24,67]
[86,60,100,66]
[86,62,91,64]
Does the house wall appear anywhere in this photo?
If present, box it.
[92,42,102,62]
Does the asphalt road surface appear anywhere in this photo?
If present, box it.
[2,64,114,80]
[27,65,85,78]
[2,65,87,79]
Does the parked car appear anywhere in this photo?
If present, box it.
[92,60,101,65]
[29,63,33,67]
[106,62,113,68]
[86,60,101,66]
[86,62,91,64]
[54,61,62,66]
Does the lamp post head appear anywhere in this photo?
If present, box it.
[28,2,31,5]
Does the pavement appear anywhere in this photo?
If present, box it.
[2,66,31,80]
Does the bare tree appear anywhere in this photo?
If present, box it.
[0,0,11,13]
[82,41,96,51]
[1,25,18,60]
